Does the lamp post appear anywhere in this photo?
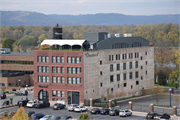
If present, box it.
[169,88,172,107]
[26,85,28,100]
[175,75,177,89]
[19,80,21,90]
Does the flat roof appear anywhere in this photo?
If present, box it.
[0,52,33,56]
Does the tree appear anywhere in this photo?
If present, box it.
[36,34,46,49]
[12,42,21,52]
[19,35,35,50]
[169,70,179,82]
[158,70,167,85]
[2,38,16,51]
[1,110,16,120]
[171,48,180,68]
[173,94,180,104]
[107,94,114,100]
[150,86,168,105]
[77,112,91,120]
[12,106,29,120]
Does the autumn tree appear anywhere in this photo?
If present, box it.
[19,35,35,50]
[12,42,21,52]
[173,94,180,104]
[107,94,114,100]
[1,110,16,120]
[2,38,16,51]
[36,34,46,49]
[77,112,91,120]
[150,86,168,105]
[12,106,29,120]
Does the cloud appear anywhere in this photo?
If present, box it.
[78,0,87,3]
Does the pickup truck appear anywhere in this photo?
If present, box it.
[34,100,50,108]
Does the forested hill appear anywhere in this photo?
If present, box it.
[1,11,179,26]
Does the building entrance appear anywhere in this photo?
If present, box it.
[38,89,49,101]
[72,92,79,105]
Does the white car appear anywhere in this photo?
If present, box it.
[40,115,54,120]
[26,101,37,108]
[67,104,79,111]
[74,106,87,112]
[119,110,132,117]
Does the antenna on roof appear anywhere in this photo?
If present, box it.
[57,23,59,27]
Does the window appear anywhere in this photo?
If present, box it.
[110,75,113,82]
[80,78,82,83]
[136,81,139,85]
[52,56,56,63]
[67,67,71,74]
[93,90,94,92]
[72,77,76,84]
[38,66,41,72]
[124,83,126,87]
[57,77,60,83]
[42,56,45,62]
[72,67,75,74]
[137,53,139,58]
[53,90,56,97]
[129,72,132,79]
[46,56,49,63]
[52,98,56,101]
[121,43,126,48]
[80,57,81,62]
[76,78,79,84]
[100,71,102,75]
[42,66,45,73]
[61,56,64,63]
[146,61,147,65]
[125,54,127,59]
[8,83,14,86]
[68,77,71,84]
[135,53,136,58]
[123,54,124,59]
[131,53,133,59]
[109,55,111,61]
[111,88,113,94]
[0,83,5,86]
[46,66,49,73]
[76,67,79,74]
[123,73,126,80]
[57,91,60,97]
[129,62,132,69]
[129,53,130,59]
[53,77,56,83]
[52,67,56,73]
[76,57,79,63]
[141,56,142,60]
[61,91,64,97]
[42,76,45,82]
[116,55,118,60]
[123,63,126,70]
[72,57,75,63]
[46,76,49,83]
[38,76,41,82]
[61,77,64,83]
[112,55,113,61]
[135,61,138,68]
[100,83,102,87]
[135,71,138,78]
[131,85,133,89]
[146,71,147,75]
[118,54,120,60]
[107,89,109,95]
[67,57,71,63]
[117,64,120,71]
[61,67,64,73]
[56,56,60,63]
[141,66,143,70]
[145,52,147,55]
[117,74,120,81]
[141,76,143,80]
[38,56,41,62]
[110,64,113,72]
[100,61,102,65]
[57,67,60,73]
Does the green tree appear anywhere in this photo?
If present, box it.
[36,34,46,49]
[2,38,16,51]
[158,70,167,85]
[150,86,168,105]
[19,35,34,50]
[12,106,29,120]
[12,42,21,52]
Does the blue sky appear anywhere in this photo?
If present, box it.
[0,0,179,15]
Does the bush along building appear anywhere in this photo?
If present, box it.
[34,25,154,106]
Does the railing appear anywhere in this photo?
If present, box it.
[132,104,149,112]
[154,106,173,115]
[177,109,180,116]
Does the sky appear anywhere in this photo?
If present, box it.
[0,0,179,15]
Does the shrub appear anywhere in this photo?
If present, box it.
[153,104,156,106]
[104,97,107,101]
[167,106,169,107]
[113,99,117,106]
[160,105,163,107]
[10,98,13,101]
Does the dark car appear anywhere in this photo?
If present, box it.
[60,115,72,120]
[90,108,101,114]
[15,90,28,96]
[146,112,158,119]
[48,116,61,120]
[1,93,6,99]
[53,103,66,110]
[17,99,29,107]
[155,113,171,120]
[26,111,35,117]
[34,100,50,108]
[109,109,120,116]
[12,88,16,91]
[100,108,110,115]
[30,113,44,119]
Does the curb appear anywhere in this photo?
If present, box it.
[117,95,152,103]
[0,105,18,109]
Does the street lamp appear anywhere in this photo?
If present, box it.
[19,79,21,90]
[169,88,172,107]
[26,85,28,100]
[175,75,177,89]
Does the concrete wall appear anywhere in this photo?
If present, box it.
[83,46,154,100]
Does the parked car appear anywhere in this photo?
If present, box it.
[90,108,101,114]
[30,113,44,119]
[48,116,61,120]
[67,104,78,111]
[1,93,6,99]
[12,88,16,91]
[146,112,158,119]
[100,108,110,115]
[26,111,35,117]
[40,115,54,120]
[34,100,50,108]
[53,103,66,110]
[17,99,29,107]
[119,110,132,117]
[109,109,120,116]
[74,106,87,112]
[15,90,28,96]
[154,113,170,120]
[27,101,37,108]
[60,115,72,120]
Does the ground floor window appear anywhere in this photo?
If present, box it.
[0,83,5,86]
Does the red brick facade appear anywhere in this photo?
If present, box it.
[33,50,84,104]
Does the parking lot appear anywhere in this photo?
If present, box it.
[2,106,148,120]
